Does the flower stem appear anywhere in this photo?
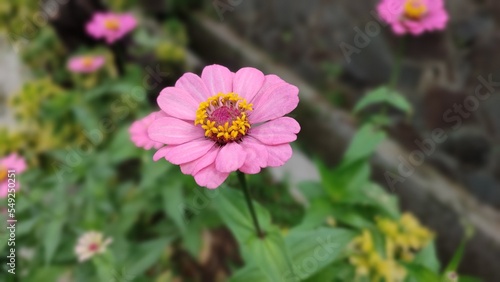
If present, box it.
[111,43,125,76]
[237,171,265,238]
[389,37,406,89]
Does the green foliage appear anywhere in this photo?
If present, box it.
[354,86,412,116]
[214,187,292,281]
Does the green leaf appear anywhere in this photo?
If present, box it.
[284,228,357,281]
[182,209,222,258]
[247,229,293,282]
[230,265,269,282]
[405,264,441,282]
[354,86,412,115]
[296,181,326,201]
[44,219,64,264]
[297,197,380,231]
[0,232,8,255]
[113,199,145,234]
[162,180,186,233]
[140,154,172,189]
[304,263,355,282]
[316,124,386,199]
[108,125,141,164]
[342,124,386,164]
[93,256,114,281]
[340,183,399,219]
[127,237,173,277]
[229,232,293,282]
[330,204,374,229]
[26,266,66,282]
[295,198,333,231]
[71,106,100,133]
[213,186,271,245]
[215,186,293,281]
[319,159,370,201]
[414,241,441,273]
[444,225,474,274]
[17,217,38,236]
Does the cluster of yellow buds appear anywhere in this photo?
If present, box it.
[376,213,434,261]
[349,230,407,282]
[348,213,434,282]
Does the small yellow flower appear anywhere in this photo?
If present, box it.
[376,213,434,261]
[348,213,433,282]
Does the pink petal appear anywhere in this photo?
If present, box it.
[180,146,220,175]
[215,142,247,173]
[0,182,12,198]
[153,146,170,161]
[148,117,203,145]
[201,65,234,95]
[249,79,299,124]
[175,72,211,103]
[194,163,230,189]
[250,117,300,145]
[120,13,137,31]
[157,87,199,121]
[239,137,269,174]
[233,67,265,102]
[250,75,286,106]
[266,143,293,167]
[1,154,27,173]
[153,139,215,165]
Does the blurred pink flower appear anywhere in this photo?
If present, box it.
[377,0,448,36]
[148,64,300,189]
[129,111,167,150]
[0,153,27,198]
[86,12,137,44]
[74,231,112,262]
[67,55,105,73]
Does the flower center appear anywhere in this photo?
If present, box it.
[88,243,99,252]
[195,93,252,145]
[81,57,94,68]
[403,0,428,20]
[0,166,7,182]
[104,18,120,31]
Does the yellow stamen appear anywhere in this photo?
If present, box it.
[104,19,120,31]
[81,57,94,68]
[0,166,7,182]
[195,92,252,144]
[404,0,428,20]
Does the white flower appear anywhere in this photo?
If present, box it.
[74,231,112,262]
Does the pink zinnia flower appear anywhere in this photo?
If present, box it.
[86,12,137,44]
[129,111,167,150]
[148,65,300,189]
[377,0,448,36]
[0,153,27,198]
[67,55,105,73]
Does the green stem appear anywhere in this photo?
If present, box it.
[237,171,265,238]
[389,37,406,89]
[111,43,125,76]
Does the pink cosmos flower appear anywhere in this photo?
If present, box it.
[377,0,448,36]
[129,111,167,150]
[86,12,137,44]
[148,64,300,189]
[0,153,27,198]
[67,55,105,74]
